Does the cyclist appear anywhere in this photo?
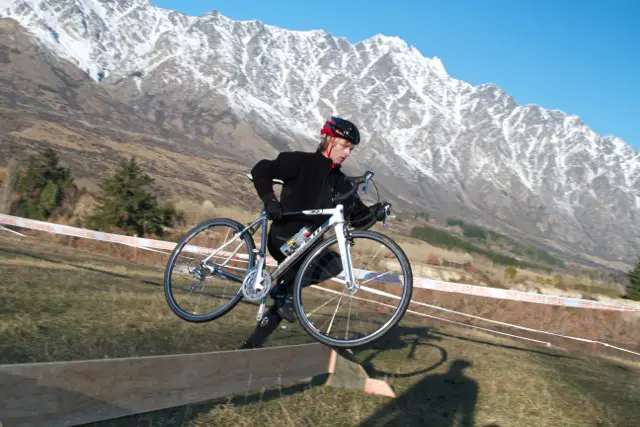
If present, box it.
[240,116,391,349]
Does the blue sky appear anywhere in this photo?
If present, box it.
[151,0,639,150]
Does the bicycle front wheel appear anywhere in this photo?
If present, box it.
[164,218,256,323]
[293,230,413,348]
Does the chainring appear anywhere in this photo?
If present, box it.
[241,267,272,301]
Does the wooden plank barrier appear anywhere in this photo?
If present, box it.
[0,344,394,427]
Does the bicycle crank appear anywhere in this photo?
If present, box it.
[241,267,272,302]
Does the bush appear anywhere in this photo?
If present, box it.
[410,225,473,251]
[410,225,551,273]
[627,257,640,301]
[462,224,488,241]
[447,218,465,227]
[10,148,77,220]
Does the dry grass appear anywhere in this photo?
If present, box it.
[483,265,628,300]
[580,252,635,273]
[2,234,640,427]
[550,273,627,298]
[173,199,259,227]
[372,226,473,265]
[95,324,640,427]
[408,286,640,361]
[0,234,313,365]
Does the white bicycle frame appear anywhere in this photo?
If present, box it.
[196,202,358,321]
[268,204,357,290]
[200,205,355,284]
[195,171,378,321]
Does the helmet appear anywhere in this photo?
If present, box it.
[320,116,361,145]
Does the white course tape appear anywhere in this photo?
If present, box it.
[309,285,557,348]
[349,269,640,312]
[358,284,595,344]
[0,214,255,261]
[412,276,637,312]
[1,213,638,312]
[120,242,173,256]
[599,342,640,357]
[310,284,640,358]
[0,225,27,237]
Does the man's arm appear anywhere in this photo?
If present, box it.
[350,193,370,217]
[340,179,391,230]
[251,152,300,203]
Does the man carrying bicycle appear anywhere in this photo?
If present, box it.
[240,116,391,349]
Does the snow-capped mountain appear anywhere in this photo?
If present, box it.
[1,0,639,264]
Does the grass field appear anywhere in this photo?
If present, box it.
[1,233,639,426]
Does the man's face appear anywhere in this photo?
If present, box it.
[328,137,354,165]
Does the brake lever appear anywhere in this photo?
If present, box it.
[383,204,390,228]
[362,170,374,195]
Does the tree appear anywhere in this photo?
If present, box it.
[505,266,518,281]
[0,159,19,214]
[87,157,175,236]
[10,148,76,219]
[627,257,640,301]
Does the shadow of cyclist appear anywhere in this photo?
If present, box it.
[359,359,479,427]
[356,325,448,379]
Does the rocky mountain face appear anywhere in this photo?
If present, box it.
[1,0,638,266]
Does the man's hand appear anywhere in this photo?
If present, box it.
[263,195,284,221]
[373,202,391,221]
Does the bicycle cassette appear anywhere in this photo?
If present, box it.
[241,267,272,301]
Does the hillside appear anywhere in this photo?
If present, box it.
[1,0,638,267]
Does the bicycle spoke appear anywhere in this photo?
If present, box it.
[362,244,384,272]
[325,291,345,335]
[305,293,341,318]
[358,271,395,287]
[192,278,206,315]
[295,230,412,348]
[165,219,256,322]
[346,295,353,339]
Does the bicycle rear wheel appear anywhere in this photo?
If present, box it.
[293,230,413,348]
[164,218,256,323]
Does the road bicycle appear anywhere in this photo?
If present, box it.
[163,171,413,348]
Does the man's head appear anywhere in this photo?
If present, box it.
[319,116,360,166]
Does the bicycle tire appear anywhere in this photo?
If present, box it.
[164,218,256,323]
[292,229,413,348]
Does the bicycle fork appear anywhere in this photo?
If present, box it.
[335,223,358,293]
[255,212,270,323]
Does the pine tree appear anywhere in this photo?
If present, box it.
[87,157,174,236]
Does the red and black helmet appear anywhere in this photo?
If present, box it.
[320,116,361,145]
